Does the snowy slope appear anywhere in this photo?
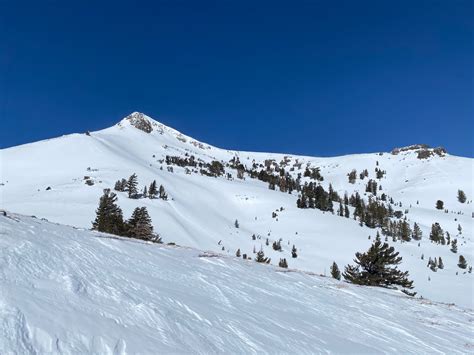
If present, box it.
[1,212,473,354]
[0,112,473,307]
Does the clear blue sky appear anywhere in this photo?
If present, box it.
[1,1,472,157]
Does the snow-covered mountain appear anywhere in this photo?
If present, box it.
[1,112,473,308]
[1,212,473,353]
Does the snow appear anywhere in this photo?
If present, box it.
[0,212,473,354]
[0,112,473,308]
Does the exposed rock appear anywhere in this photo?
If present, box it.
[391,145,447,159]
[124,112,153,133]
[391,144,430,155]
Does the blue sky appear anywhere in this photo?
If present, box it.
[1,1,472,157]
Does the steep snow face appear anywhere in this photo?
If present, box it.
[0,213,473,354]
[0,112,473,307]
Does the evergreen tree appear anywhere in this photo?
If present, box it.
[127,207,154,240]
[343,240,414,290]
[400,220,412,242]
[148,180,158,199]
[255,248,270,263]
[450,239,458,253]
[92,189,125,236]
[127,173,138,199]
[458,255,467,269]
[158,184,168,200]
[348,169,357,184]
[457,224,462,235]
[236,248,241,257]
[429,223,444,244]
[278,258,288,268]
[365,179,378,195]
[291,245,298,258]
[330,261,341,280]
[457,189,467,203]
[438,257,444,270]
[142,186,148,198]
[344,204,350,218]
[412,222,422,241]
[234,219,239,228]
[435,200,444,210]
[114,178,127,192]
[272,240,282,251]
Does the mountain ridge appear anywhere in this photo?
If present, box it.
[3,111,467,159]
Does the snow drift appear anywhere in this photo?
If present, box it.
[0,212,473,354]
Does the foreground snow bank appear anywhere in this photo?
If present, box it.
[0,212,472,354]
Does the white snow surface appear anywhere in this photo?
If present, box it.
[0,212,473,354]
[0,112,473,309]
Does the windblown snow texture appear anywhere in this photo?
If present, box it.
[0,213,472,354]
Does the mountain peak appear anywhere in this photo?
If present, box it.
[117,112,157,133]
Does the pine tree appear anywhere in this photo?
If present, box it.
[412,222,422,240]
[142,186,148,198]
[400,220,411,242]
[458,255,467,269]
[278,258,288,268]
[158,185,168,200]
[436,200,444,210]
[236,248,241,257]
[291,245,298,258]
[457,189,467,203]
[148,180,158,199]
[127,173,138,199]
[450,239,458,253]
[330,261,341,280]
[344,204,350,218]
[255,248,270,263]
[348,169,357,184]
[343,240,414,290]
[234,219,239,228]
[92,189,125,236]
[375,231,381,242]
[114,178,127,192]
[438,257,444,269]
[429,223,444,244]
[457,224,462,235]
[127,207,154,240]
[272,240,282,251]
